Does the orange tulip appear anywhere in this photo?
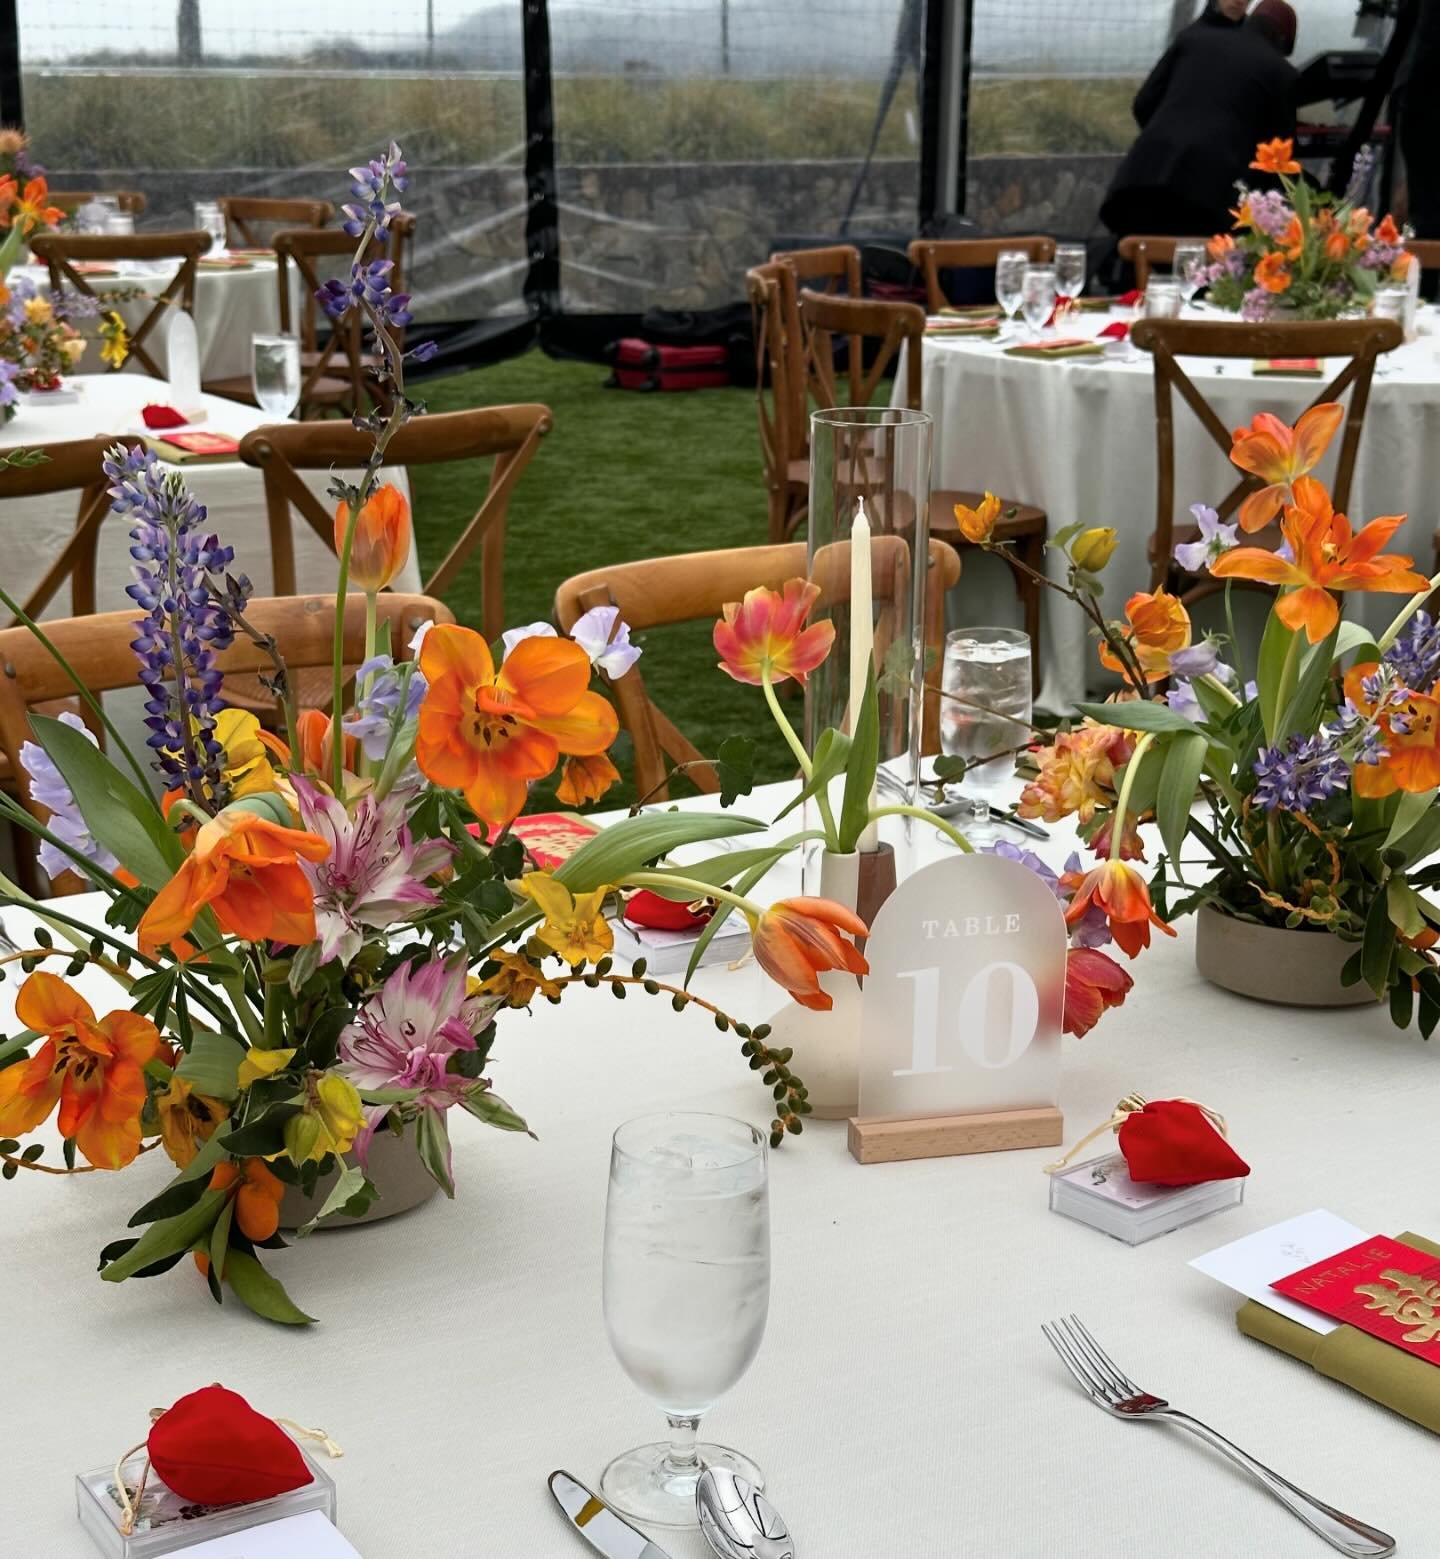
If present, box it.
[416,622,618,827]
[1211,477,1427,644]
[713,578,835,688]
[954,492,1002,544]
[1343,662,1440,798]
[1097,589,1190,683]
[335,483,411,592]
[0,972,160,1169]
[1348,207,1375,239]
[293,708,357,778]
[555,751,621,806]
[1251,138,1301,175]
[1324,229,1351,263]
[1375,214,1402,246]
[1255,251,1292,294]
[210,1158,286,1243]
[1279,215,1305,261]
[1063,947,1134,1038]
[1207,232,1236,260]
[750,897,868,1012]
[138,808,331,959]
[1062,859,1175,959]
[1228,403,1344,532]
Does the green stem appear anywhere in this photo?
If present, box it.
[760,666,812,780]
[1110,732,1156,861]
[1377,569,1440,654]
[358,590,379,781]
[1224,580,1246,691]
[1268,628,1304,746]
[1198,672,1242,709]
[867,802,974,853]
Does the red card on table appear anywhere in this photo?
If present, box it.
[164,431,239,455]
[1271,1236,1440,1364]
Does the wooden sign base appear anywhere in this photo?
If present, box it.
[847,1105,1064,1165]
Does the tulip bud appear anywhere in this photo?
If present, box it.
[1072,527,1118,572]
[335,483,411,593]
[284,1109,323,1166]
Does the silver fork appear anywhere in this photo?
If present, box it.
[1042,1316,1396,1557]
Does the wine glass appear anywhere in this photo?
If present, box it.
[994,249,1028,338]
[1020,264,1057,338]
[602,1112,770,1529]
[939,627,1033,842]
[1054,243,1087,300]
[1173,242,1206,306]
[251,333,301,419]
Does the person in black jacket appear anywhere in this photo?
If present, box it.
[1100,0,1299,240]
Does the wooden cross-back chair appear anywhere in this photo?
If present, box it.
[1117,234,1209,291]
[218,196,334,249]
[30,230,211,378]
[0,593,452,894]
[1404,239,1440,274]
[770,244,864,438]
[907,235,1056,313]
[797,290,1047,692]
[554,539,961,801]
[1130,316,1403,605]
[48,190,148,217]
[239,404,552,643]
[745,263,809,544]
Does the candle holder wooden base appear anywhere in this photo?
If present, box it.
[854,841,896,955]
[847,1106,1064,1165]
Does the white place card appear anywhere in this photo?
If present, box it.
[1189,1209,1370,1334]
[170,1512,360,1557]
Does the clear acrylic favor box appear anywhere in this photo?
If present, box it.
[76,1450,336,1557]
[1049,1152,1246,1245]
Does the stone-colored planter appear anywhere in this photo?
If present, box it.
[1194,903,1377,1008]
[278,1125,440,1231]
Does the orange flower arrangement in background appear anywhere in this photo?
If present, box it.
[713,578,835,687]
[1097,588,1190,683]
[1251,137,1302,175]
[1229,402,1344,532]
[335,483,411,593]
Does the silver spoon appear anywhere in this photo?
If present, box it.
[696,1467,794,1559]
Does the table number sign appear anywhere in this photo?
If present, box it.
[848,852,1065,1164]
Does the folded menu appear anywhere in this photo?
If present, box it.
[198,256,257,270]
[925,315,1000,336]
[71,261,119,277]
[1004,337,1105,360]
[146,430,240,463]
[1253,357,1325,377]
[938,303,1002,319]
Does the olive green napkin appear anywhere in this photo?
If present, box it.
[1237,1231,1440,1434]
[1003,339,1106,360]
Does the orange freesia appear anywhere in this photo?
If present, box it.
[1212,477,1427,643]
[1342,662,1440,798]
[954,492,1002,544]
[555,751,621,806]
[138,808,331,958]
[1017,720,1134,824]
[0,972,160,1169]
[1207,232,1236,260]
[750,897,868,1012]
[1062,859,1175,959]
[335,483,411,593]
[1251,138,1301,175]
[1255,251,1292,294]
[416,623,618,827]
[210,1158,286,1243]
[1375,214,1401,246]
[1228,402,1344,532]
[713,578,835,688]
[1097,589,1190,682]
[1063,947,1134,1038]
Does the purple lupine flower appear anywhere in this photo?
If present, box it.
[0,357,18,407]
[1384,611,1440,695]
[407,339,439,364]
[1246,191,1293,239]
[339,141,408,238]
[987,837,1059,893]
[1252,733,1351,813]
[1241,287,1274,323]
[109,444,243,796]
[1173,504,1238,573]
[1344,145,1377,207]
[18,711,120,882]
[292,777,455,968]
[341,653,427,761]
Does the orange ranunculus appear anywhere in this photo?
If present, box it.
[1255,251,1292,295]
[1229,402,1344,532]
[1017,720,1134,825]
[555,751,621,806]
[750,897,869,1012]
[335,483,411,593]
[1062,859,1176,959]
[954,492,1002,544]
[1324,229,1352,263]
[416,623,618,827]
[1212,477,1427,644]
[1063,947,1134,1038]
[713,578,835,688]
[1342,662,1440,798]
[210,1158,286,1242]
[1279,215,1305,261]
[1251,138,1301,175]
[1097,589,1190,683]
[138,809,331,959]
[0,972,160,1169]
[1207,232,1236,260]
[1375,214,1402,246]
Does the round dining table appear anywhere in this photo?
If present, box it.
[908,306,1440,713]
[1,784,1435,1557]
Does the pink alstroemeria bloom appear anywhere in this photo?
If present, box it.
[293,777,455,967]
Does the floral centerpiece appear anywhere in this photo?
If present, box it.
[1202,139,1411,321]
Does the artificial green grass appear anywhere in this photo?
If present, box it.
[409,348,795,806]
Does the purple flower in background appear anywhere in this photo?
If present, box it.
[0,357,17,407]
[1384,610,1440,695]
[407,339,439,364]
[339,141,408,238]
[1173,504,1238,573]
[18,712,119,882]
[1246,191,1293,239]
[341,653,427,762]
[987,837,1059,893]
[1241,287,1274,323]
[1252,732,1351,813]
[1344,145,1377,207]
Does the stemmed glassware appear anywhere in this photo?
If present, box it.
[1020,264,1058,339]
[193,200,228,256]
[1173,242,1206,307]
[994,248,1028,339]
[251,333,301,419]
[602,1112,771,1529]
[939,626,1034,841]
[1054,243,1087,300]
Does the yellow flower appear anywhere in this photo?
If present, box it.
[1071,527,1118,572]
[213,708,279,799]
[480,949,564,1008]
[236,1046,296,1090]
[517,872,614,967]
[155,1074,228,1168]
[285,1072,364,1164]
[22,296,52,326]
[60,334,87,367]
[99,310,128,370]
[953,492,1003,544]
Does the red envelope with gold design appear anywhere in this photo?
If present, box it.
[1271,1236,1440,1365]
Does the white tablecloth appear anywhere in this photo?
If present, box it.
[1,784,1435,1557]
[909,308,1440,713]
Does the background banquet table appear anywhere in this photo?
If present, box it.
[1,785,1435,1558]
[909,307,1440,713]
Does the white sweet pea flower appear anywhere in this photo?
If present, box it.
[570,604,642,678]
[408,619,436,658]
[501,621,558,659]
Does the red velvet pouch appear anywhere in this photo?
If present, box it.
[141,403,187,430]
[147,1385,313,1505]
[623,888,713,932]
[1117,1098,1250,1186]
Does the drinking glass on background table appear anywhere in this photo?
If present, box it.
[1144,279,1182,320]
[252,333,301,419]
[193,200,227,255]
[1173,243,1206,306]
[1054,243,1087,299]
[602,1112,770,1528]
[994,248,1028,338]
[1021,264,1057,338]
[940,627,1033,841]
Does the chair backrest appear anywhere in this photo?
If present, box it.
[798,290,925,413]
[238,406,552,641]
[907,235,1056,312]
[745,262,801,537]
[1404,239,1440,273]
[1117,234,1208,290]
[219,196,334,248]
[770,245,864,424]
[29,230,211,378]
[272,226,386,416]
[48,190,148,216]
[1129,316,1404,577]
[554,539,960,798]
[1,435,125,625]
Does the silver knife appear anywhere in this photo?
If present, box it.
[549,1470,672,1559]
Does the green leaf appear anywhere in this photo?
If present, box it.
[208,1197,234,1278]
[1157,733,1206,866]
[175,1031,247,1102]
[294,1162,377,1238]
[1387,878,1427,939]
[556,811,766,893]
[715,735,755,808]
[223,1248,316,1325]
[27,713,181,890]
[460,1086,532,1134]
[1275,624,1340,744]
[415,1109,455,1197]
[1385,790,1438,847]
[1254,611,1296,742]
[838,663,880,854]
[1115,749,1162,822]
[636,845,791,902]
[1385,806,1440,868]
[1390,975,1414,1031]
[684,851,776,987]
[1331,620,1380,665]
[772,726,851,825]
[1361,889,1396,1000]
[127,1164,211,1227]
[101,1188,227,1282]
[1074,700,1203,736]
